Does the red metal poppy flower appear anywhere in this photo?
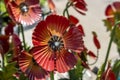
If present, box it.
[6,0,42,25]
[105,1,120,26]
[32,15,84,73]
[69,0,87,15]
[19,51,49,80]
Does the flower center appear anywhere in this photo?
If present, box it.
[19,3,29,13]
[48,35,64,52]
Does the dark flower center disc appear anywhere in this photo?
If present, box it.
[48,35,64,52]
[19,3,29,14]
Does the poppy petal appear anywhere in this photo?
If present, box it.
[77,24,85,36]
[63,27,84,53]
[31,46,55,71]
[46,15,69,35]
[19,51,49,80]
[56,49,77,73]
[32,21,51,46]
[19,51,32,72]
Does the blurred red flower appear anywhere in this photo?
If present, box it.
[105,1,120,26]
[47,0,56,13]
[11,34,22,61]
[32,15,84,73]
[0,35,9,54]
[19,51,49,80]
[5,21,15,35]
[69,0,87,15]
[101,63,116,80]
[6,0,42,25]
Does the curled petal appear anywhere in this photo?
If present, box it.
[88,50,96,58]
[105,5,114,17]
[69,15,79,25]
[81,61,90,69]
[72,0,87,15]
[92,31,101,49]
[74,2,87,11]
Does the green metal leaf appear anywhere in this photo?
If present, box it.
[103,19,113,31]
[68,60,84,80]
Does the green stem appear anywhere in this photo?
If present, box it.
[50,71,54,80]
[18,25,21,36]
[19,24,26,50]
[101,21,120,74]
[63,2,72,17]
[1,54,4,68]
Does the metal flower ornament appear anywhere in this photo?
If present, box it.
[32,15,84,73]
[0,0,120,80]
[5,0,42,25]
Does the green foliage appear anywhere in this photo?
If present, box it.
[0,61,17,80]
[103,19,113,31]
[96,63,104,80]
[112,59,120,79]
[40,0,47,7]
[68,60,84,80]
[19,73,29,80]
[0,0,6,13]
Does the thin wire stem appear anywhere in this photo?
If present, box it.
[50,71,54,80]
[19,24,27,50]
[63,2,72,17]
[88,49,99,65]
